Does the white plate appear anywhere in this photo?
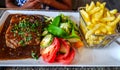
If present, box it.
[0,10,120,67]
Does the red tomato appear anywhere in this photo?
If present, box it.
[57,38,70,59]
[41,37,60,63]
[41,37,75,64]
[56,38,75,64]
[56,48,75,64]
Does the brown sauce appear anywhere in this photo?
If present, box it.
[0,14,40,60]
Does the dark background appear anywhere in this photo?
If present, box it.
[0,0,120,11]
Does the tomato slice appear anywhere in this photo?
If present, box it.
[56,38,75,64]
[57,38,70,59]
[42,37,60,63]
[56,48,75,64]
[41,37,75,64]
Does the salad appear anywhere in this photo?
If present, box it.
[40,14,83,64]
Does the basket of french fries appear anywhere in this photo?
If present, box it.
[79,1,120,48]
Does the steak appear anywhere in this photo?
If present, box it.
[5,14,44,49]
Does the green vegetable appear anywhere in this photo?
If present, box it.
[42,30,49,36]
[47,24,68,38]
[69,20,79,31]
[40,34,53,48]
[31,23,36,28]
[35,20,39,27]
[61,14,69,22]
[44,16,53,23]
[31,51,39,60]
[51,15,60,26]
[18,40,26,46]
[41,14,80,48]
[60,22,72,34]
[18,31,24,36]
[19,19,30,28]
[67,28,80,38]
[25,36,32,42]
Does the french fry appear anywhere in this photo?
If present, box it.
[106,10,111,17]
[102,16,115,22]
[101,28,107,34]
[109,15,120,26]
[106,25,112,31]
[95,30,101,35]
[85,24,101,39]
[91,18,96,24]
[87,23,94,29]
[87,1,95,12]
[110,9,118,15]
[89,7,101,15]
[80,9,90,22]
[100,2,106,9]
[86,4,89,12]
[85,30,94,39]
[94,10,103,21]
[96,1,101,7]
[103,8,109,17]
[86,22,92,25]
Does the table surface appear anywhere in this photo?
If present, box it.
[0,67,119,70]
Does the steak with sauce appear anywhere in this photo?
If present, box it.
[5,14,44,49]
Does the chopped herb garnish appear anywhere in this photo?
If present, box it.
[18,40,26,46]
[25,36,32,42]
[19,21,26,28]
[14,33,16,37]
[36,31,41,37]
[31,51,39,60]
[11,17,42,47]
[12,18,40,34]
[18,31,24,36]
[31,24,36,28]
[35,20,39,27]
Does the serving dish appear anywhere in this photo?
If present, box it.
[79,7,120,48]
[0,10,120,67]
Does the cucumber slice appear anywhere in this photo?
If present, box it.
[42,30,49,36]
[40,34,53,48]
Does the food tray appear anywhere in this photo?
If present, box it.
[0,10,120,67]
